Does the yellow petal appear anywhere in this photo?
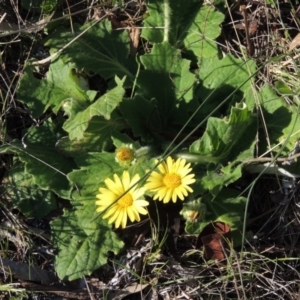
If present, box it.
[127,207,135,222]
[144,177,164,189]
[103,205,118,219]
[115,210,124,228]
[130,207,141,221]
[174,188,184,200]
[135,200,149,207]
[162,189,172,203]
[133,187,146,199]
[121,211,127,228]
[135,206,148,215]
[121,171,130,190]
[131,173,141,186]
[158,161,168,174]
[108,209,120,224]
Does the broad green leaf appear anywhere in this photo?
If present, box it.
[63,76,126,140]
[141,0,165,43]
[0,122,76,199]
[68,152,121,201]
[67,152,120,236]
[189,103,254,164]
[141,0,201,44]
[137,42,196,126]
[51,208,123,281]
[199,56,255,90]
[183,189,246,245]
[202,162,242,196]
[56,114,125,157]
[141,0,223,58]
[17,59,94,118]
[119,95,162,141]
[283,111,300,149]
[274,81,293,95]
[196,55,256,119]
[2,163,56,219]
[45,20,136,80]
[56,112,126,157]
[173,59,198,104]
[183,6,224,58]
[259,84,286,113]
[258,84,300,154]
[111,132,139,149]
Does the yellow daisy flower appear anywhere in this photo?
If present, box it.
[96,171,149,228]
[144,156,196,203]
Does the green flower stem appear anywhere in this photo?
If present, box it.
[135,146,156,158]
[163,0,170,42]
[174,152,219,164]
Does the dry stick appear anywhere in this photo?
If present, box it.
[240,4,254,56]
[65,0,75,34]
[243,152,300,164]
[279,53,300,68]
[257,113,282,189]
[83,276,94,300]
[236,5,275,168]
[0,13,6,24]
[0,3,107,36]
[226,0,244,54]
[236,4,274,169]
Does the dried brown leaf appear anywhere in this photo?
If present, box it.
[0,258,57,284]
[196,222,231,260]
[289,33,300,51]
[129,27,140,56]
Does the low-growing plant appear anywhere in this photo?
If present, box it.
[2,0,300,281]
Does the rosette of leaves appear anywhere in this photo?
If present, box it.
[6,0,280,279]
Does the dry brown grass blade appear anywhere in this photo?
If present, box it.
[289,32,300,51]
[0,3,107,38]
[0,11,55,34]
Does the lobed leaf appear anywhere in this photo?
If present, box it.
[45,20,136,81]
[17,58,93,118]
[189,103,255,163]
[0,121,76,199]
[183,6,224,58]
[63,76,126,140]
[119,95,162,141]
[258,84,300,154]
[51,208,123,281]
[1,163,57,219]
[137,42,197,126]
[141,0,224,58]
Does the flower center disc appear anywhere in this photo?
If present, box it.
[116,148,133,161]
[163,173,181,188]
[118,193,133,208]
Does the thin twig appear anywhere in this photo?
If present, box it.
[240,4,254,56]
[243,152,300,164]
